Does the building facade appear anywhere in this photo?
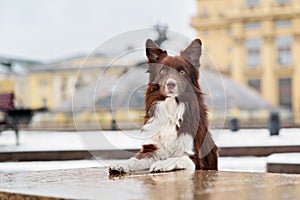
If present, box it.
[191,0,300,124]
[27,55,129,110]
[0,57,41,107]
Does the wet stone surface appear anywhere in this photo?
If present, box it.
[0,168,300,199]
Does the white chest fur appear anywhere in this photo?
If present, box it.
[141,97,194,158]
[109,97,195,174]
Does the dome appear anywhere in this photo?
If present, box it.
[58,66,273,113]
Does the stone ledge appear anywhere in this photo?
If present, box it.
[0,191,61,200]
[267,153,300,174]
[267,163,300,174]
[0,168,299,199]
[1,145,300,162]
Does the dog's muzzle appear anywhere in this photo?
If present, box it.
[165,78,178,95]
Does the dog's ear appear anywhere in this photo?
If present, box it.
[146,39,167,63]
[180,39,202,68]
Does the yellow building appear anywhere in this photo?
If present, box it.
[191,0,300,124]
[0,79,14,92]
[1,57,41,106]
[27,54,133,110]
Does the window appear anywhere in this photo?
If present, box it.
[246,38,262,67]
[248,78,261,92]
[227,28,232,35]
[275,20,291,28]
[75,75,86,89]
[276,35,292,65]
[42,98,47,107]
[226,64,232,71]
[278,78,292,109]
[277,0,291,5]
[245,22,261,29]
[201,8,209,17]
[39,79,48,86]
[247,0,259,7]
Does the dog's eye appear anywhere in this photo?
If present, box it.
[160,69,167,75]
[180,70,186,75]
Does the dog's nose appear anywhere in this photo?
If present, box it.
[166,79,176,90]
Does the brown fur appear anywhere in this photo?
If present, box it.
[137,39,218,170]
[135,144,158,159]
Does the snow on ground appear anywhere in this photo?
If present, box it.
[211,128,300,147]
[0,160,102,172]
[0,130,143,152]
[267,153,300,164]
[0,157,267,173]
[0,128,299,152]
[219,157,266,172]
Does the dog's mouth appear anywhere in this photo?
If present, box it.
[164,87,179,97]
[166,92,175,97]
[162,78,179,96]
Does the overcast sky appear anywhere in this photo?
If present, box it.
[0,0,197,61]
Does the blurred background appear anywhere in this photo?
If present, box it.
[0,0,199,130]
[0,0,300,174]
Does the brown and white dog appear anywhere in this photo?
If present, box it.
[108,39,218,174]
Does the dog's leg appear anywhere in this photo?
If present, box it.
[149,155,195,173]
[108,157,156,174]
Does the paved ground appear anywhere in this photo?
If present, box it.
[0,168,299,200]
[0,157,267,173]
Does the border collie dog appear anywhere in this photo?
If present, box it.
[109,39,218,174]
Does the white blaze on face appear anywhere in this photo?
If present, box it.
[165,78,178,96]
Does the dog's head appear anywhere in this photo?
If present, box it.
[145,39,202,97]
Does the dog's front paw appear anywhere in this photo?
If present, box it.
[150,156,195,173]
[150,159,177,173]
[108,163,129,174]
